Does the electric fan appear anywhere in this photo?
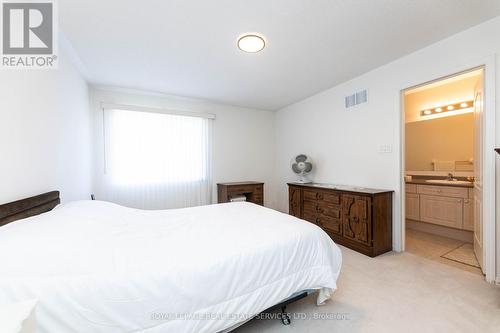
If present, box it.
[291,154,313,183]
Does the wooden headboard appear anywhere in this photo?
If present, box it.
[0,191,60,227]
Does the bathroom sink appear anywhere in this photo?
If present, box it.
[425,179,472,185]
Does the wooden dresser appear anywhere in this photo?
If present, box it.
[217,182,264,206]
[288,183,393,257]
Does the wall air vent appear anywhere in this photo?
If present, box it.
[345,94,356,108]
[345,89,368,109]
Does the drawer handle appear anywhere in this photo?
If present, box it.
[316,193,323,200]
[315,205,323,213]
[315,217,322,225]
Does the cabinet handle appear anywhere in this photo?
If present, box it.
[316,205,323,213]
[315,217,322,225]
[464,199,469,204]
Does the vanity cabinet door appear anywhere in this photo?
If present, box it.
[420,194,463,229]
[463,198,474,231]
[405,193,420,220]
[342,195,372,245]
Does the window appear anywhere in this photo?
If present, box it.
[102,108,213,209]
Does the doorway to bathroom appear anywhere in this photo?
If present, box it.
[401,68,487,277]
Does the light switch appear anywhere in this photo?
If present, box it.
[378,144,393,153]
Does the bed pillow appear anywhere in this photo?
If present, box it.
[0,299,37,333]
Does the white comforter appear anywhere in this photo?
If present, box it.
[0,201,342,333]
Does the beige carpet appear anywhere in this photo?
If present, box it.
[442,243,480,268]
[235,246,500,333]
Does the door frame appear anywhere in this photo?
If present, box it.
[399,57,496,283]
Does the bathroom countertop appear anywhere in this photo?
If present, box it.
[406,179,474,188]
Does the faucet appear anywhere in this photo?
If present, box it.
[446,173,456,181]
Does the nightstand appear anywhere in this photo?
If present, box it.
[217,182,264,205]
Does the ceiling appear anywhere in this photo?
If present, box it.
[60,0,500,110]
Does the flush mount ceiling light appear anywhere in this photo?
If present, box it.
[420,100,474,117]
[237,34,266,53]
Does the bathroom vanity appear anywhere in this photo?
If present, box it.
[405,180,473,231]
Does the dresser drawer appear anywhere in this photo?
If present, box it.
[303,189,340,204]
[302,210,318,224]
[317,214,342,235]
[303,189,320,201]
[417,185,468,198]
[226,185,254,194]
[302,210,342,234]
[304,200,341,219]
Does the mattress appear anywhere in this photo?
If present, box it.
[0,201,342,332]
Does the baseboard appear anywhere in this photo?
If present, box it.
[406,219,473,243]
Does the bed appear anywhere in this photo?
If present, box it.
[0,192,342,333]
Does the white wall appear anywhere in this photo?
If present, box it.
[0,43,92,204]
[274,16,500,281]
[90,88,276,208]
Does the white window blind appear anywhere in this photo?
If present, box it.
[102,107,213,209]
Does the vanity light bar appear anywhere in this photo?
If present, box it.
[420,100,474,117]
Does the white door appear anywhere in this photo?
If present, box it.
[473,73,484,272]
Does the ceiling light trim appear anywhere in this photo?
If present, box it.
[237,33,266,53]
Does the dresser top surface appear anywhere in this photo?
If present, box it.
[218,181,264,186]
[288,182,393,195]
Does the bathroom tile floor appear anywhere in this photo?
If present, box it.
[405,228,483,275]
